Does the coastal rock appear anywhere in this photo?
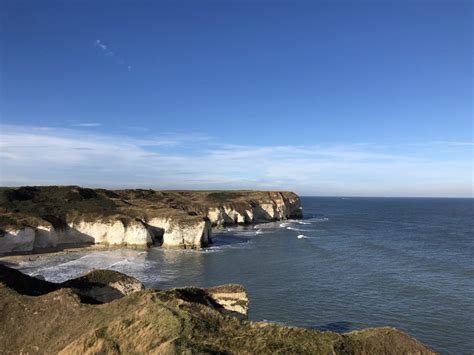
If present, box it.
[0,265,435,354]
[68,219,153,247]
[0,227,36,254]
[0,186,302,253]
[205,191,302,227]
[147,216,211,249]
[0,264,144,303]
[207,283,249,319]
[62,269,145,303]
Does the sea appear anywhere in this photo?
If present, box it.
[11,197,474,354]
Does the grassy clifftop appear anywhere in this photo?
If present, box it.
[0,265,435,354]
[0,185,301,232]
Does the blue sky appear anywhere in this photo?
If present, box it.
[1,0,472,196]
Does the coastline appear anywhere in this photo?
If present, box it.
[0,222,272,262]
[0,186,302,253]
[2,196,470,353]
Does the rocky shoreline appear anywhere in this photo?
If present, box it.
[0,264,435,354]
[0,186,302,254]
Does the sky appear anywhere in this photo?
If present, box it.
[1,0,472,197]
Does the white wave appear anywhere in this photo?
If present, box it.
[297,234,310,239]
[41,254,95,269]
[253,221,282,229]
[202,241,252,253]
[16,249,171,285]
[107,259,137,268]
[296,221,312,225]
[216,228,257,237]
[286,226,315,232]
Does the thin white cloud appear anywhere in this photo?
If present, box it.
[70,122,102,127]
[93,39,131,70]
[0,124,472,197]
[417,141,474,147]
[94,39,108,51]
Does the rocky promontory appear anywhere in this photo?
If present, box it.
[0,186,302,253]
[0,265,435,354]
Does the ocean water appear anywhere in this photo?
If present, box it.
[12,197,474,354]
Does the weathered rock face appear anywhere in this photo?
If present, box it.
[0,264,145,302]
[0,228,36,253]
[0,265,435,354]
[206,284,249,319]
[0,186,302,253]
[205,191,302,226]
[62,269,145,303]
[147,216,212,249]
[68,219,153,247]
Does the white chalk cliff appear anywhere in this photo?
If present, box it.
[0,187,302,254]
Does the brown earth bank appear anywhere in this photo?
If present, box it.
[0,186,302,253]
[0,264,435,354]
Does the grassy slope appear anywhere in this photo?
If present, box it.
[0,265,435,354]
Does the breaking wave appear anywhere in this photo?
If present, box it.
[286,226,314,232]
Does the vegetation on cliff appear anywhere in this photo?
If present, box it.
[0,186,302,251]
[0,264,434,354]
[0,186,301,227]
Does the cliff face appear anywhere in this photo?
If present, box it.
[0,186,302,253]
[0,265,435,354]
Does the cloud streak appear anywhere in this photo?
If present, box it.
[94,39,132,71]
[70,122,102,127]
[0,124,472,197]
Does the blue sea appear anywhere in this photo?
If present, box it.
[13,197,474,354]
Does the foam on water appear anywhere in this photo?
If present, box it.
[253,221,283,229]
[202,241,252,253]
[297,234,310,239]
[286,226,315,232]
[221,227,261,236]
[17,249,173,284]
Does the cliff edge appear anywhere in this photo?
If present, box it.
[0,186,302,253]
[0,265,435,354]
